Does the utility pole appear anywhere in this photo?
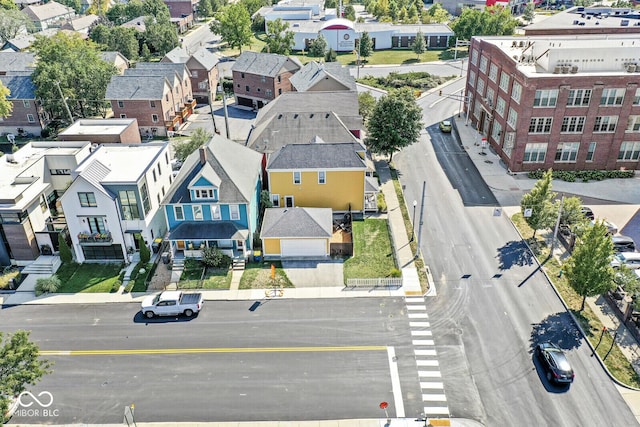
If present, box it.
[207,79,218,134]
[55,81,74,124]
[220,77,230,139]
[551,195,565,254]
[416,180,426,259]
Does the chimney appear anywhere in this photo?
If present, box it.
[199,147,207,165]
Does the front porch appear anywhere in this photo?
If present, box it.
[166,220,251,261]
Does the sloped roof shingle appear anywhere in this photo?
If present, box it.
[261,207,333,238]
[231,51,302,77]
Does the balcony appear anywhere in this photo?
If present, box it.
[164,115,182,130]
[78,231,113,244]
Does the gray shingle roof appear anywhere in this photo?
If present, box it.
[289,61,356,92]
[0,52,36,73]
[168,221,249,240]
[231,51,302,77]
[165,134,262,204]
[267,142,366,170]
[105,75,169,100]
[163,46,218,70]
[22,1,74,21]
[135,62,189,79]
[0,75,36,99]
[261,207,333,238]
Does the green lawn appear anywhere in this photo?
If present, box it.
[178,260,233,289]
[511,212,640,388]
[55,262,124,293]
[239,261,293,289]
[127,263,153,293]
[343,219,397,280]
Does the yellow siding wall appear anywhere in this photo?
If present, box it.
[263,238,281,255]
[269,170,364,211]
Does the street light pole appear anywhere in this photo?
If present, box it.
[411,200,417,242]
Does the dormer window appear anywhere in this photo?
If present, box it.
[194,189,215,199]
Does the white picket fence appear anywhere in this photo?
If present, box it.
[346,277,403,288]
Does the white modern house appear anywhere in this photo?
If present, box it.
[61,143,173,263]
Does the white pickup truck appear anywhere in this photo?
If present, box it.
[140,291,204,318]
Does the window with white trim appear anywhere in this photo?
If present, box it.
[152,114,158,123]
[27,114,35,122]
[470,48,478,65]
[511,81,522,103]
[533,89,558,107]
[174,206,184,220]
[618,141,640,161]
[593,116,618,133]
[117,101,124,108]
[193,205,203,220]
[485,87,495,106]
[150,100,156,108]
[477,78,485,97]
[523,143,547,163]
[271,194,280,207]
[586,142,596,162]
[318,171,326,184]
[566,89,591,107]
[229,204,240,220]
[495,96,506,117]
[23,100,30,108]
[560,116,585,133]
[626,116,640,132]
[528,117,553,134]
[479,55,488,74]
[78,192,97,207]
[634,88,640,105]
[503,132,515,157]
[211,205,221,220]
[489,63,498,82]
[469,71,476,87]
[491,120,502,142]
[555,142,579,162]
[293,171,301,184]
[194,189,214,199]
[499,72,510,92]
[507,108,518,128]
[600,88,625,106]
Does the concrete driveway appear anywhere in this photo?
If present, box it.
[281,260,344,287]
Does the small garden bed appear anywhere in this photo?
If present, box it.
[0,267,20,290]
[239,261,293,289]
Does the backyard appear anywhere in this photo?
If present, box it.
[343,218,397,280]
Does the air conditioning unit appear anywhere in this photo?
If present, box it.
[627,64,637,73]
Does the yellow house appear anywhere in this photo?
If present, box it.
[266,142,369,212]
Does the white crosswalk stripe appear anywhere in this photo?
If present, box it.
[408,312,429,319]
[422,394,447,401]
[412,339,435,346]
[420,382,444,389]
[414,349,437,356]
[411,330,433,336]
[423,406,450,415]
[416,360,439,367]
[409,321,430,328]
[406,304,427,311]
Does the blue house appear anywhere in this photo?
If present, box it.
[162,135,263,261]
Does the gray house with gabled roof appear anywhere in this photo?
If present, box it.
[290,61,356,93]
[0,73,47,136]
[231,51,303,109]
[161,47,219,103]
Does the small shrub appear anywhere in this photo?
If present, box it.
[202,247,232,269]
[58,233,73,263]
[388,268,401,277]
[377,192,387,212]
[184,258,202,269]
[111,270,126,293]
[35,275,61,296]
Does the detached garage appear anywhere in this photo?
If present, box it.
[261,207,332,259]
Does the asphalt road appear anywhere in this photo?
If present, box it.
[2,299,426,424]
[394,81,639,426]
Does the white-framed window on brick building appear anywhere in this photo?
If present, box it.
[528,117,553,134]
[555,142,579,162]
[600,88,625,106]
[470,48,478,65]
[469,71,476,87]
[586,142,596,162]
[491,120,502,142]
[150,100,156,108]
[485,87,495,106]
[533,89,558,107]
[618,141,640,161]
[511,81,522,103]
[560,116,585,133]
[489,63,498,82]
[23,100,30,108]
[191,70,198,77]
[480,55,488,74]
[27,114,35,122]
[523,143,547,163]
[477,78,485,97]
[495,96,506,117]
[634,88,640,105]
[593,116,618,132]
[566,89,591,106]
[117,101,124,108]
[151,114,159,123]
[507,107,518,128]
[503,132,515,158]
[499,72,510,92]
[627,116,640,132]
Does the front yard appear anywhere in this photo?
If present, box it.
[55,262,124,293]
[343,219,397,280]
[178,259,233,290]
[239,261,293,289]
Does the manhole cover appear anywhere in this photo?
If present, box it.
[485,160,493,164]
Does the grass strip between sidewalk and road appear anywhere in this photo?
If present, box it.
[512,212,640,388]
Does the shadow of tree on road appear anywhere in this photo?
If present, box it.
[530,312,582,354]
[497,240,534,270]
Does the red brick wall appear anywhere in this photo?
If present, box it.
[232,70,296,106]
[164,0,195,18]
[110,99,172,131]
[0,100,44,134]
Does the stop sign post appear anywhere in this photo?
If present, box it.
[379,401,389,420]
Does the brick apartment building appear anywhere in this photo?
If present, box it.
[231,51,303,110]
[465,34,640,173]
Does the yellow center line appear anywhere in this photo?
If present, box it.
[40,346,387,356]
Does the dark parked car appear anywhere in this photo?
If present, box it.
[612,235,636,253]
[581,206,595,220]
[536,342,574,384]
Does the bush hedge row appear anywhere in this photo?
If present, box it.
[527,169,635,182]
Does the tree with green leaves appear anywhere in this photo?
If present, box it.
[264,18,294,55]
[450,6,518,41]
[523,2,535,24]
[358,31,373,64]
[138,234,150,264]
[144,19,179,55]
[0,0,18,9]
[210,2,252,53]
[110,27,141,60]
[0,81,12,119]
[344,4,356,20]
[0,330,53,424]
[564,220,615,311]
[89,24,112,47]
[175,128,212,162]
[558,196,585,229]
[365,87,423,161]
[143,0,171,23]
[412,30,426,60]
[324,47,337,62]
[240,0,269,16]
[358,91,376,123]
[520,169,556,238]
[0,8,33,45]
[197,0,213,18]
[423,3,450,23]
[32,32,118,124]
[58,233,73,263]
[58,0,82,14]
[308,34,327,57]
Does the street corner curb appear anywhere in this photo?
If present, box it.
[424,264,437,296]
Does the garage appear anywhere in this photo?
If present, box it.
[281,239,327,257]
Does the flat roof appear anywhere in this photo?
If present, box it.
[525,6,640,32]
[75,143,167,183]
[59,119,137,136]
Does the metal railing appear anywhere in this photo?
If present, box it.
[345,277,403,288]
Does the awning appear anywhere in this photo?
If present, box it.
[168,221,249,241]
[125,229,142,233]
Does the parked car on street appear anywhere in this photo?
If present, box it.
[536,342,575,384]
[581,206,595,220]
[439,120,452,133]
[590,219,618,235]
[140,291,203,318]
[611,252,640,269]
[612,235,636,253]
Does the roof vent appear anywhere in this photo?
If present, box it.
[553,65,561,74]
[627,64,637,73]
[570,65,578,74]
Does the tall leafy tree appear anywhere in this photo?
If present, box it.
[0,0,18,9]
[110,27,140,60]
[558,196,585,229]
[520,169,556,238]
[89,24,113,47]
[308,34,327,57]
[32,32,118,123]
[143,0,171,23]
[197,0,213,18]
[365,87,423,161]
[0,81,12,118]
[240,0,269,16]
[175,128,212,162]
[0,330,53,424]
[451,6,518,41]
[0,8,33,45]
[358,91,376,123]
[358,31,373,63]
[264,18,294,55]
[210,2,252,52]
[344,4,356,20]
[138,234,150,263]
[144,19,179,55]
[423,2,450,23]
[564,220,615,311]
[412,30,426,60]
[324,47,337,62]
[523,2,535,23]
[58,0,82,14]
